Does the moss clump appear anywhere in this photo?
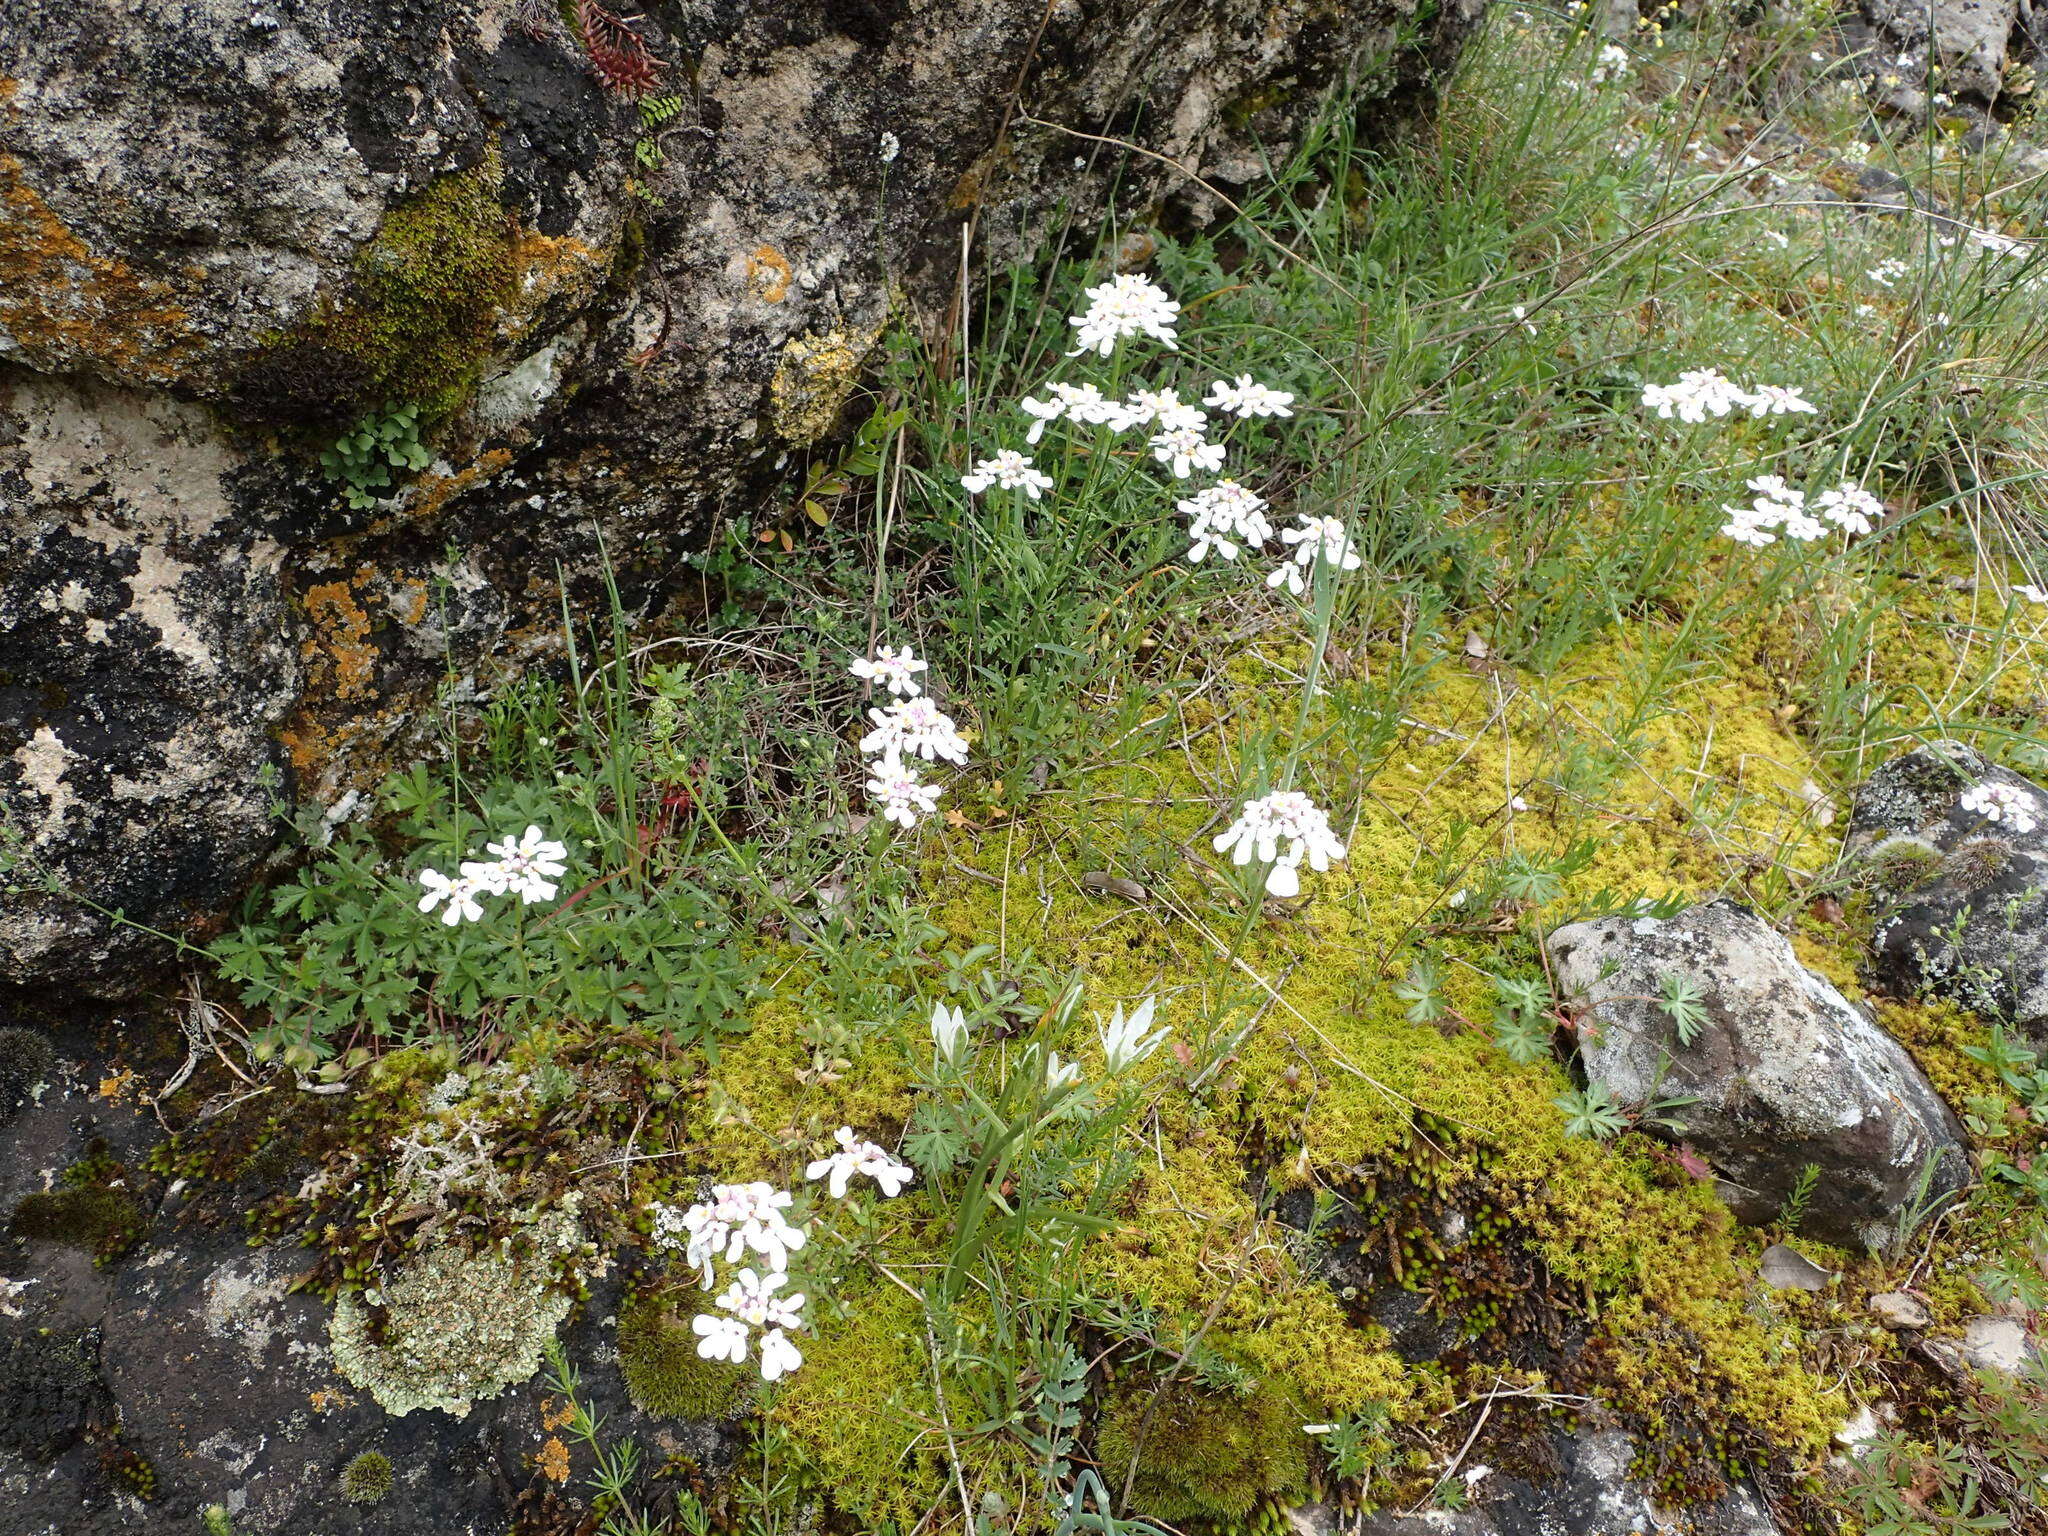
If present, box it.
[0,1025,53,1121]
[11,1143,147,1267]
[618,1291,748,1420]
[1095,1376,1311,1523]
[340,1449,394,1505]
[237,155,516,426]
[328,1210,581,1417]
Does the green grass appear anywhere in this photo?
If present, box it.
[138,9,2048,1534]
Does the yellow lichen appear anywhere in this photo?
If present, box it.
[769,327,879,444]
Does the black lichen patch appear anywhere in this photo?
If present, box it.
[0,1024,55,1121]
[0,1327,111,1461]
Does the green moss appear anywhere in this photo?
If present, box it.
[618,1290,749,1420]
[1095,1376,1311,1523]
[11,1143,147,1267]
[340,1449,394,1505]
[236,156,516,426]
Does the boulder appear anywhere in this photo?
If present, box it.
[1845,741,2048,1045]
[0,0,1485,998]
[1546,900,1968,1249]
[1864,0,2021,104]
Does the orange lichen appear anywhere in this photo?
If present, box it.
[747,245,792,302]
[300,580,377,702]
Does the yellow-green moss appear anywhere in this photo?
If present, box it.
[1095,1374,1312,1523]
[618,1289,750,1420]
[1878,996,2001,1108]
[239,155,517,423]
[339,1449,393,1505]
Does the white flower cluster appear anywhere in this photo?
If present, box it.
[1068,271,1182,356]
[416,825,568,926]
[1590,44,1631,83]
[1213,789,1348,898]
[1269,515,1363,596]
[1641,370,1817,423]
[846,643,964,829]
[805,1124,916,1199]
[654,1125,913,1384]
[1961,781,2040,836]
[1718,476,1880,547]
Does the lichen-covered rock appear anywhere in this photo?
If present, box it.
[0,0,1483,998]
[1546,900,1967,1249]
[1844,741,2048,1044]
[1863,0,2020,104]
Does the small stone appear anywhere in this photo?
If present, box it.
[1868,1291,1931,1329]
[1760,1244,1834,1291]
[1959,1315,2033,1376]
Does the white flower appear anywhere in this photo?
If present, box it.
[1178,480,1273,563]
[879,131,900,164]
[758,1327,804,1382]
[860,697,969,765]
[1043,1050,1082,1091]
[692,1313,749,1364]
[866,757,943,828]
[1590,43,1631,83]
[1204,375,1295,418]
[1867,258,1909,289]
[1122,388,1205,432]
[1018,393,1067,445]
[1721,478,1826,545]
[1067,272,1180,356]
[806,1126,916,1199]
[1267,515,1362,596]
[1743,384,1818,418]
[1042,381,1129,429]
[1099,996,1169,1073]
[1961,782,2040,835]
[1212,790,1348,897]
[849,644,928,698]
[961,450,1054,499]
[931,1001,971,1065]
[1968,227,2023,257]
[1815,482,1882,534]
[417,868,488,926]
[1149,426,1224,479]
[1762,230,1791,250]
[2016,583,2048,604]
[663,1184,807,1287]
[1641,369,1748,423]
[479,825,569,905]
[714,1267,806,1332]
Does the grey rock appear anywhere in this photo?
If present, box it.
[1956,1314,2036,1375]
[1547,900,1968,1249]
[1865,0,2021,103]
[1845,741,2048,1046]
[1869,1290,1933,1328]
[0,0,1486,997]
[1302,1424,1785,1536]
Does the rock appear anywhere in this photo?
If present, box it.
[1835,1402,1887,1454]
[1759,1243,1835,1291]
[1865,0,2021,103]
[1868,1290,1933,1328]
[1304,1424,1785,1536]
[0,0,1486,998]
[1955,1314,2036,1375]
[1546,900,1968,1249]
[1845,741,2048,1045]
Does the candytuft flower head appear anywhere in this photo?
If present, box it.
[759,1327,804,1381]
[1720,476,1823,545]
[658,1183,807,1287]
[866,758,943,827]
[417,868,488,926]
[961,450,1054,499]
[1067,273,1180,356]
[1742,384,1818,418]
[1641,368,1747,423]
[1205,376,1295,418]
[806,1126,916,1199]
[2016,582,2048,605]
[1121,387,1205,432]
[692,1312,748,1364]
[930,1000,971,1065]
[1212,790,1348,897]
[1815,482,1881,535]
[1179,480,1273,563]
[1099,996,1169,1073]
[479,825,569,904]
[860,697,969,765]
[1149,425,1225,479]
[1961,781,2040,835]
[849,644,928,698]
[1268,515,1362,596]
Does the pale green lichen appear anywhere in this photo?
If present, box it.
[328,1208,582,1417]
